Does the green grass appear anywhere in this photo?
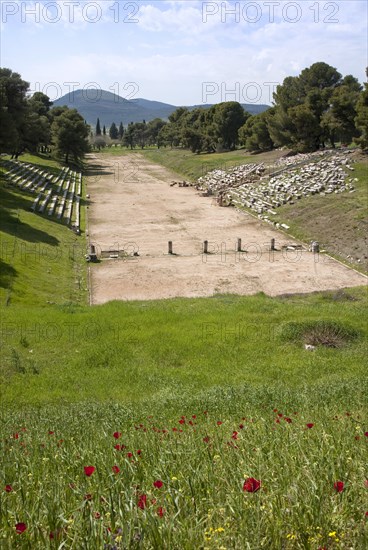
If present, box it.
[0,154,87,307]
[98,146,284,181]
[138,148,284,181]
[1,152,367,549]
[0,380,367,549]
[1,288,367,406]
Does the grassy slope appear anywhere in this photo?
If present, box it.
[139,147,284,181]
[0,154,87,307]
[271,157,368,271]
[1,288,367,405]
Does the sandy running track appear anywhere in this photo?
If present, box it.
[86,153,367,304]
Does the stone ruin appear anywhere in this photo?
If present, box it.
[195,150,358,226]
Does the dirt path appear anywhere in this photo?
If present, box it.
[86,153,367,304]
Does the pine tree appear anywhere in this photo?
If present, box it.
[118,122,124,140]
[103,125,106,136]
[96,118,101,136]
[109,122,119,140]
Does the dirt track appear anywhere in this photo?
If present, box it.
[86,153,367,304]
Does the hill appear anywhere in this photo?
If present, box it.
[53,89,269,127]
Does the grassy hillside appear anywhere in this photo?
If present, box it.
[0,154,87,307]
[1,288,367,406]
[139,147,284,181]
[271,156,368,271]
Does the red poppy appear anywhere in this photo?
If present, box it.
[334,481,344,493]
[179,419,185,425]
[5,484,13,493]
[15,522,27,534]
[113,432,122,439]
[112,465,120,474]
[84,493,92,501]
[49,532,55,539]
[231,431,238,440]
[239,424,244,429]
[13,433,19,439]
[157,507,165,517]
[94,512,101,519]
[365,511,368,517]
[365,432,368,437]
[364,480,368,488]
[273,409,278,412]
[153,480,163,489]
[306,423,314,429]
[84,466,95,477]
[277,413,283,418]
[127,452,133,458]
[136,450,142,455]
[217,421,223,426]
[48,431,54,435]
[243,477,261,493]
[137,494,147,509]
[192,415,196,419]
[203,436,210,443]
[285,417,292,423]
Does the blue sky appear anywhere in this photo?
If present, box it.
[1,0,367,105]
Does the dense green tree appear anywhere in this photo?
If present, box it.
[158,123,180,148]
[269,62,345,151]
[103,125,106,136]
[0,68,29,155]
[146,118,166,147]
[123,123,135,149]
[321,77,362,146]
[118,122,124,140]
[354,69,368,150]
[132,122,148,149]
[211,102,248,150]
[96,118,101,136]
[109,122,119,140]
[28,92,53,116]
[239,109,274,152]
[51,107,90,163]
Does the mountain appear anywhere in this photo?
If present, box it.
[53,89,270,128]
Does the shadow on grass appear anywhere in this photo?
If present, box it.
[0,187,59,246]
[0,258,17,289]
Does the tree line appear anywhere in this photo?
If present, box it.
[1,63,367,164]
[93,62,367,154]
[0,68,90,164]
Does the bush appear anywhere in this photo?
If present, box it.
[280,320,360,348]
